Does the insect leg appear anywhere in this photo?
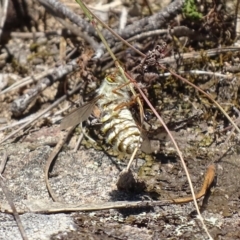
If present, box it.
[111,80,131,96]
[113,94,141,111]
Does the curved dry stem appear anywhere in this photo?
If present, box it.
[131,78,213,239]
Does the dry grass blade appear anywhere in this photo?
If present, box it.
[45,126,75,202]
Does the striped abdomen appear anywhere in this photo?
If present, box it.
[100,103,142,154]
[97,74,142,154]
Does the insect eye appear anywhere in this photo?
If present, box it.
[106,76,116,83]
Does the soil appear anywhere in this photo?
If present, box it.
[0,0,240,239]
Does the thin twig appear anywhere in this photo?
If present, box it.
[0,151,28,240]
[0,180,28,240]
[158,70,233,79]
[0,112,50,132]
[0,150,8,177]
[0,0,9,41]
[158,46,240,65]
[1,70,57,96]
[73,130,84,152]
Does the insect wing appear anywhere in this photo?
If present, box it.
[140,130,153,154]
[60,96,102,130]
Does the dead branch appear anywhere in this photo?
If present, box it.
[36,0,96,37]
[36,0,185,56]
[101,0,185,52]
[11,58,79,116]
[158,46,240,66]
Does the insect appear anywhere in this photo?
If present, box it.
[60,71,143,154]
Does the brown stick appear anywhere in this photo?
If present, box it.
[1,164,216,214]
[171,164,216,204]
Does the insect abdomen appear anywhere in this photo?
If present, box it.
[101,106,142,154]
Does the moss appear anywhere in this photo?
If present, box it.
[182,0,203,20]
